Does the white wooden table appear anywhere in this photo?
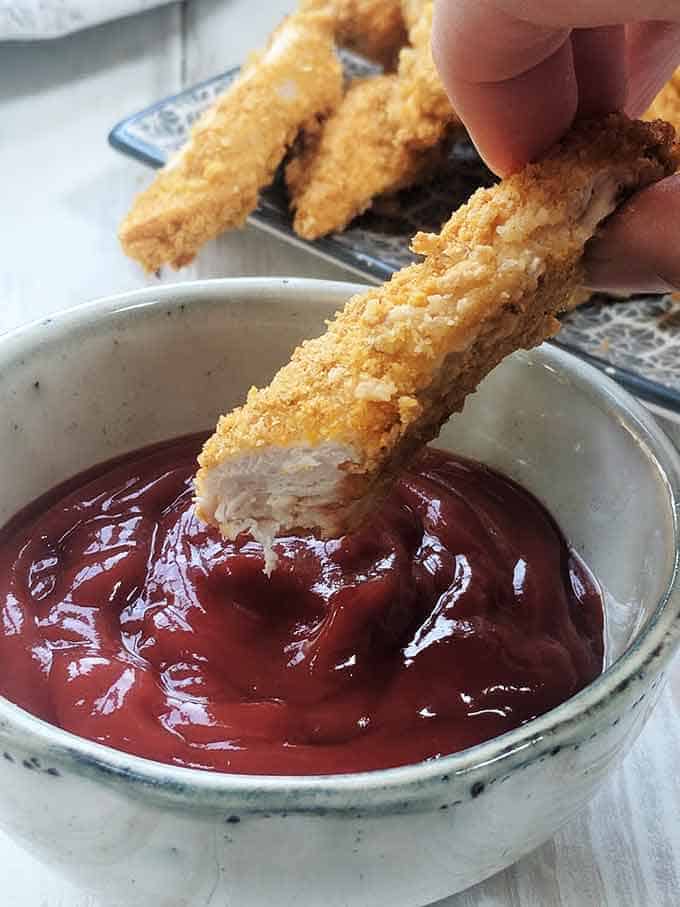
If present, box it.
[0,2,679,904]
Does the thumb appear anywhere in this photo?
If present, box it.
[584,174,680,293]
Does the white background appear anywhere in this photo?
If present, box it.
[0,1,679,904]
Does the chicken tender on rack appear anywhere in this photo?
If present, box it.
[119,12,342,272]
[287,0,457,239]
[287,74,448,239]
[196,115,678,559]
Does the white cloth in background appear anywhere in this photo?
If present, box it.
[0,0,174,40]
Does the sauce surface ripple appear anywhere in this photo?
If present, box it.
[0,436,604,774]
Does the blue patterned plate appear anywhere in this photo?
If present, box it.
[109,62,680,418]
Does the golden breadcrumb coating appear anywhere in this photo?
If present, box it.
[196,115,678,545]
[401,0,426,30]
[119,12,342,272]
[302,0,407,68]
[286,0,457,239]
[645,68,680,131]
[286,75,447,238]
[391,0,456,149]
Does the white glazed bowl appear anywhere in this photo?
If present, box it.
[0,278,678,907]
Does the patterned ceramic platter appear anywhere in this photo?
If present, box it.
[109,60,680,418]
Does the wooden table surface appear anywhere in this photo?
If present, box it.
[1,2,679,904]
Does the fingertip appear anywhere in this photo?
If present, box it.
[432,1,577,174]
[572,26,628,117]
[445,44,579,176]
[624,22,680,117]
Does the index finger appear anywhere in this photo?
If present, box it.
[432,0,578,174]
[432,0,674,175]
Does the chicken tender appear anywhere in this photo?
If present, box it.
[287,75,447,239]
[196,115,677,559]
[119,12,342,272]
[287,0,457,239]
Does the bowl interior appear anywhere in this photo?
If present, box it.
[438,356,677,664]
[0,280,676,672]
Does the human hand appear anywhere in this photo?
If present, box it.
[432,1,680,292]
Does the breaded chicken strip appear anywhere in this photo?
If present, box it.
[196,116,677,556]
[287,0,457,239]
[119,12,342,272]
[645,68,680,130]
[286,74,448,239]
[302,0,407,68]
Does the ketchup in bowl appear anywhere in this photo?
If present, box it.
[0,436,603,774]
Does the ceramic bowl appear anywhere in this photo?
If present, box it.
[0,278,678,907]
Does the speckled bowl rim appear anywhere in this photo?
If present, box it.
[0,277,678,813]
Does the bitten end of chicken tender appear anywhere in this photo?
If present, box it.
[119,12,342,273]
[196,115,678,558]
